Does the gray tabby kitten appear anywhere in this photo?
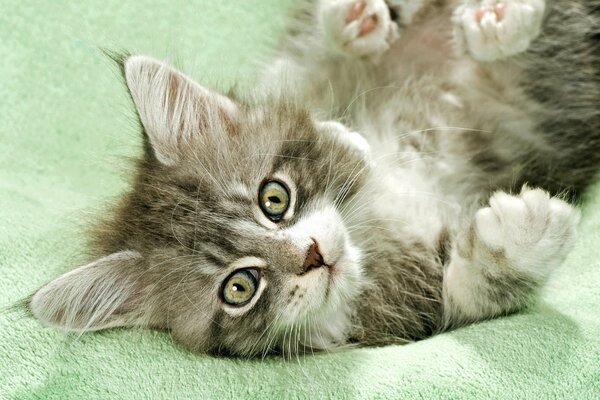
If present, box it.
[31,0,599,356]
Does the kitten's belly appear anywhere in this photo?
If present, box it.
[351,35,538,208]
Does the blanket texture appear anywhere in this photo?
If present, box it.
[1,1,599,399]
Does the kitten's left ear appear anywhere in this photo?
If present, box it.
[123,55,238,165]
[30,251,148,332]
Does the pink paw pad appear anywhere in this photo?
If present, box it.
[475,3,506,23]
[346,1,379,37]
[346,1,366,22]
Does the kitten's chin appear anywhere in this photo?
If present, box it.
[274,207,363,350]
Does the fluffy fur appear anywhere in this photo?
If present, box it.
[31,0,599,356]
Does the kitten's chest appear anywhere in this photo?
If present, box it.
[347,143,461,251]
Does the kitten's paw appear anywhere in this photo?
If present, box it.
[319,0,400,58]
[317,121,372,164]
[453,0,546,62]
[474,187,579,276]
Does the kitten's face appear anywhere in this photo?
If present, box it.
[139,105,370,356]
[31,56,371,356]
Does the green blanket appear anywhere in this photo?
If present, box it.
[1,1,599,398]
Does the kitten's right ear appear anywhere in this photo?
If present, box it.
[122,55,238,165]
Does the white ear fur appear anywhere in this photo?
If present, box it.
[31,251,143,332]
[124,55,238,165]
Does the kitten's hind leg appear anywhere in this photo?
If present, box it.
[443,187,579,327]
[453,0,546,62]
[319,0,400,58]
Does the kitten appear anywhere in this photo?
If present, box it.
[31,0,599,356]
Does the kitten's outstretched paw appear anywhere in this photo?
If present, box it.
[474,187,579,277]
[453,0,546,62]
[319,0,400,58]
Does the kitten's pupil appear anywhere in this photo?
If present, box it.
[268,196,281,204]
[233,284,245,292]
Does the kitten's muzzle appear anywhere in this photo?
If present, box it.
[300,238,329,274]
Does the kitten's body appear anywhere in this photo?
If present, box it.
[31,0,599,355]
[264,0,599,343]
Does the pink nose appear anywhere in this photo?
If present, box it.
[302,238,325,273]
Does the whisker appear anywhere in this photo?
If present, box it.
[253,153,315,161]
[341,85,400,117]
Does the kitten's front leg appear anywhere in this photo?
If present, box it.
[453,0,546,62]
[319,0,400,58]
[443,187,579,326]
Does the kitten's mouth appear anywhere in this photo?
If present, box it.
[298,237,350,301]
[303,256,339,295]
[303,260,333,275]
[327,263,338,283]
[302,259,336,279]
[323,262,339,299]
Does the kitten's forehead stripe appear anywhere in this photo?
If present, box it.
[199,247,228,267]
[226,183,253,203]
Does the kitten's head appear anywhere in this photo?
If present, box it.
[31,56,372,356]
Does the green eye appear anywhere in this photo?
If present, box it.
[259,181,290,220]
[222,269,259,306]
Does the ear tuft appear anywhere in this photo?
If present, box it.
[123,55,238,165]
[101,48,129,73]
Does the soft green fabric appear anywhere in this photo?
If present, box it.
[1,1,599,399]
